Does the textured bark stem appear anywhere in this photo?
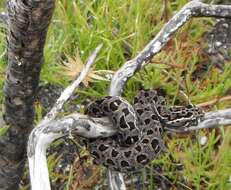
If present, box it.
[0,1,55,189]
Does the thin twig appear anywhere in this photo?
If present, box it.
[40,44,103,126]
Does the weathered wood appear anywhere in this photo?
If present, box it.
[28,44,102,190]
[0,1,55,189]
[28,113,115,190]
[108,1,231,189]
[26,1,231,190]
[40,44,103,126]
[110,1,231,96]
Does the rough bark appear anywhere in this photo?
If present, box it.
[0,1,55,189]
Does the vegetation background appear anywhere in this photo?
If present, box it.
[0,0,230,189]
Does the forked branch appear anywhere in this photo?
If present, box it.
[28,45,103,190]
[108,0,231,189]
[27,1,231,190]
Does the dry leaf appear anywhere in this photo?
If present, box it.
[61,51,114,86]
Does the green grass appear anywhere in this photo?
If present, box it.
[0,0,231,189]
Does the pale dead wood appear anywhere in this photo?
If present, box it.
[27,1,231,190]
[28,45,103,190]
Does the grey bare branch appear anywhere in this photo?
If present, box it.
[28,45,102,190]
[26,1,231,190]
[110,0,231,96]
[108,0,231,189]
[40,44,103,126]
[28,114,115,190]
